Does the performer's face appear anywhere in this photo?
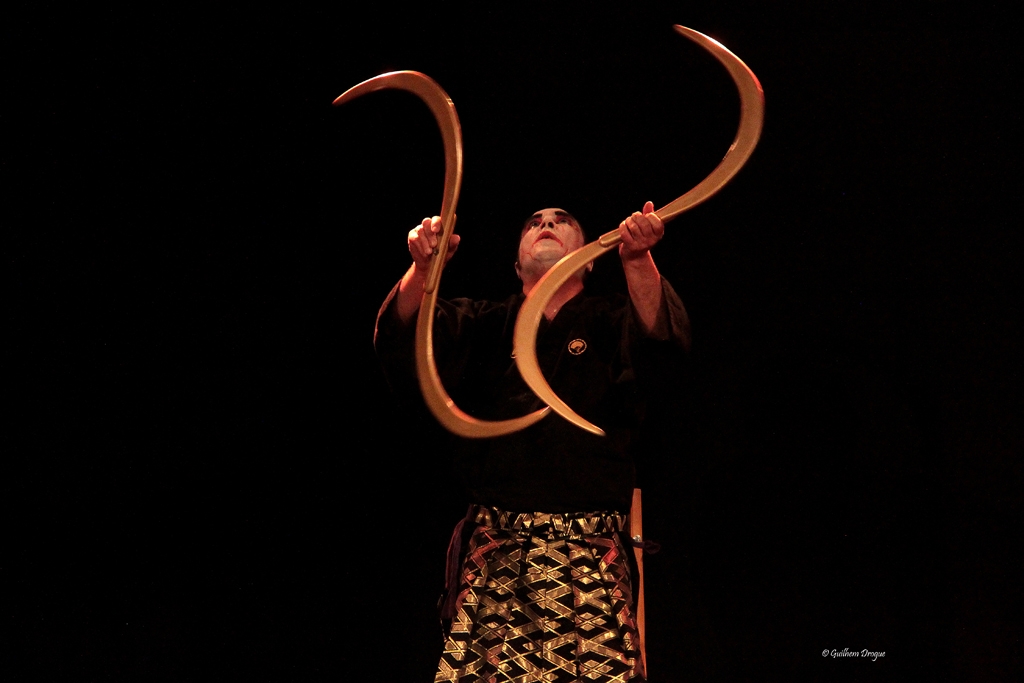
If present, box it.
[517,208,586,279]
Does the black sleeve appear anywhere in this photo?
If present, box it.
[373,282,516,408]
[624,277,691,397]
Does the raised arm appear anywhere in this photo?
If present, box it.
[618,201,666,336]
[394,215,461,324]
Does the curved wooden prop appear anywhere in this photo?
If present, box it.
[513,25,765,436]
[334,72,549,438]
[631,488,648,676]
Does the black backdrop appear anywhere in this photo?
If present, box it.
[10,3,1019,681]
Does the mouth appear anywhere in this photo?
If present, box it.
[535,230,563,246]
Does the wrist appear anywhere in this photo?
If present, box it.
[620,249,654,268]
[400,262,429,294]
[411,261,431,278]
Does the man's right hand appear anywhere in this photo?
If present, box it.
[396,216,461,324]
[409,216,460,272]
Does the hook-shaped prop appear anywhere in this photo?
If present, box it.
[513,25,765,436]
[335,71,550,437]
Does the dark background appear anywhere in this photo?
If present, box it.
[9,3,1019,681]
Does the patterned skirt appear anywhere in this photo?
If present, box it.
[436,505,645,682]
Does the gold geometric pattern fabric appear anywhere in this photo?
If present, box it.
[436,506,645,682]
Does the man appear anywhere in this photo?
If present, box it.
[375,202,690,682]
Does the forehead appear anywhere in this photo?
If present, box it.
[521,208,579,232]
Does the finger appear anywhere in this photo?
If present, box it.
[619,219,636,247]
[418,230,435,258]
[430,216,442,234]
[629,212,653,240]
[409,226,424,249]
[641,213,660,239]
[409,228,429,262]
[416,225,438,253]
[624,213,659,252]
[648,213,664,234]
[643,201,664,234]
[630,216,647,242]
[637,209,665,241]
[651,218,664,242]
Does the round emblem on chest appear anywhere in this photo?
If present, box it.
[567,339,587,355]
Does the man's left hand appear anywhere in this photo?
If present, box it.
[618,201,664,262]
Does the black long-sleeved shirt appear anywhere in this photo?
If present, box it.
[375,280,690,512]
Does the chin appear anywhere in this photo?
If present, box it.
[533,246,565,261]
